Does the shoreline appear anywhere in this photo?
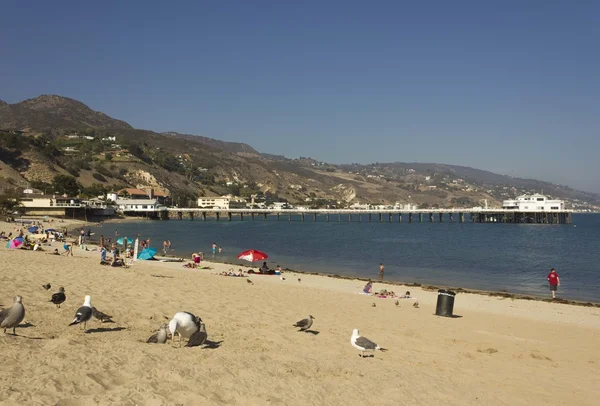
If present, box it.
[9,216,600,308]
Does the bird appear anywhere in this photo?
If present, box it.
[147,323,168,344]
[293,315,314,331]
[0,295,25,335]
[351,329,387,358]
[395,300,400,307]
[298,278,301,283]
[185,322,207,348]
[69,295,93,331]
[49,287,66,308]
[280,276,286,281]
[42,283,52,290]
[169,312,202,347]
[372,302,377,307]
[413,301,419,308]
[246,279,254,285]
[92,307,114,323]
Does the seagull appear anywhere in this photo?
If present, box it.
[372,302,377,307]
[246,279,254,285]
[293,315,314,331]
[0,295,25,335]
[351,329,387,358]
[169,312,202,347]
[147,323,168,344]
[413,301,419,308]
[49,287,66,308]
[69,295,93,331]
[280,276,286,281]
[395,300,400,307]
[42,283,52,290]
[185,322,207,347]
[92,307,114,323]
[298,278,301,283]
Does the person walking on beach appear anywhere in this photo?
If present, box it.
[378,263,385,281]
[547,268,560,299]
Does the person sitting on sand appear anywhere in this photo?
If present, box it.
[403,291,411,298]
[362,281,373,294]
[192,253,201,269]
[237,268,244,277]
[33,243,44,251]
[260,262,269,274]
[47,248,60,256]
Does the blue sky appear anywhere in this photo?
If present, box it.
[1,1,599,193]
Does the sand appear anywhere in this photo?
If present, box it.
[1,220,599,405]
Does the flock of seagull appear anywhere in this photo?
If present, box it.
[1,283,389,357]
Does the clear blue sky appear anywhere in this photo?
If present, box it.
[1,1,599,193]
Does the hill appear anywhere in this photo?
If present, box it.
[1,95,598,210]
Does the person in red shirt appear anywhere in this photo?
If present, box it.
[547,268,560,299]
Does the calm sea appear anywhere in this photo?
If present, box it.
[90,213,600,302]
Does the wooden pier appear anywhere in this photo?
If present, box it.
[155,208,573,224]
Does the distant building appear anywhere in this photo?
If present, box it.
[115,188,169,205]
[115,198,166,214]
[20,195,83,216]
[197,196,246,209]
[502,194,564,211]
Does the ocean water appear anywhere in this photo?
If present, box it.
[90,214,600,302]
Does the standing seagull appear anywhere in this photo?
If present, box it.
[0,296,25,335]
[147,323,168,344]
[42,283,52,290]
[351,329,387,357]
[69,295,93,331]
[168,312,202,346]
[185,322,207,347]
[50,287,66,308]
[92,307,114,323]
[293,315,315,331]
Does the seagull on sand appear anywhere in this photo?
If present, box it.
[185,321,207,347]
[246,279,254,285]
[69,295,93,331]
[293,315,314,331]
[351,329,387,358]
[169,312,202,347]
[50,287,66,308]
[298,278,301,283]
[92,307,114,323]
[0,295,25,335]
[147,323,168,344]
[372,302,377,307]
[42,283,52,290]
[395,300,400,307]
[413,301,419,308]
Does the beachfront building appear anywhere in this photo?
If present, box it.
[82,198,116,216]
[115,198,167,218]
[502,194,564,211]
[197,196,247,210]
[19,195,84,216]
[114,188,170,205]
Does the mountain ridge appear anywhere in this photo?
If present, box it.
[1,95,598,210]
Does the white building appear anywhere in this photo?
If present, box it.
[271,202,293,210]
[502,194,564,211]
[115,198,166,213]
[197,196,246,209]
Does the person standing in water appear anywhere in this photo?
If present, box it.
[212,242,217,256]
[378,263,385,281]
[218,246,222,254]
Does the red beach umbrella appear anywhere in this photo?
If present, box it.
[237,249,269,262]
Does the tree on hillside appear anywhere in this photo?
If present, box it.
[0,187,24,216]
[52,175,80,196]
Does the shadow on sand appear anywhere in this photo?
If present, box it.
[85,327,127,334]
[301,330,320,335]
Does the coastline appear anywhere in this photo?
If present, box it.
[1,220,599,404]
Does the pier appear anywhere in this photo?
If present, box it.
[150,208,573,224]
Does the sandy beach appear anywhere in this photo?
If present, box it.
[1,220,599,405]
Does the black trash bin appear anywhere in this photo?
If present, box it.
[435,289,456,317]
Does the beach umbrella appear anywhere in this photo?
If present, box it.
[28,226,38,233]
[117,237,134,245]
[14,236,24,243]
[138,248,157,260]
[237,249,269,262]
[9,239,23,249]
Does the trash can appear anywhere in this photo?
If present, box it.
[435,289,456,317]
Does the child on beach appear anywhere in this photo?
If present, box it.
[362,281,373,294]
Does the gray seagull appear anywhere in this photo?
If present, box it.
[147,323,168,344]
[293,315,314,331]
[351,328,387,357]
[185,322,207,347]
[0,295,26,335]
